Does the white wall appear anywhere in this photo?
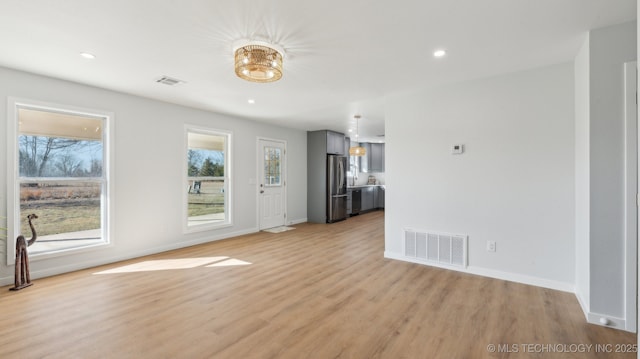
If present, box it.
[0,66,307,284]
[571,21,638,329]
[574,34,591,311]
[587,21,637,320]
[385,62,575,290]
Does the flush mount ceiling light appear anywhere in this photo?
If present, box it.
[349,115,366,157]
[433,49,446,58]
[233,40,284,83]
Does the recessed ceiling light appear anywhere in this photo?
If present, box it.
[80,52,96,59]
[433,49,446,58]
[248,99,255,104]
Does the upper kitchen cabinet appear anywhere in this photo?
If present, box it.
[344,137,350,157]
[358,143,371,173]
[326,130,346,155]
[370,143,384,172]
[359,142,385,172]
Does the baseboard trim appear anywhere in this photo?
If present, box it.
[575,289,590,321]
[574,290,632,332]
[288,218,307,225]
[0,227,259,286]
[585,311,627,331]
[384,251,575,293]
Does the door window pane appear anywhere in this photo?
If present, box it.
[264,146,281,186]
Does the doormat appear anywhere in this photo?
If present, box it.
[262,226,296,233]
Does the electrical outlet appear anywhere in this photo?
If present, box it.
[486,241,496,252]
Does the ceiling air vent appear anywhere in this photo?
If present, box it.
[155,76,185,86]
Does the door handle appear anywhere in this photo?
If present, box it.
[260,190,264,194]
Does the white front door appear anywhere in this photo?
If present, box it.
[258,139,286,230]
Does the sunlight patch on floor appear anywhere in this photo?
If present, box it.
[93,256,251,274]
[206,258,252,267]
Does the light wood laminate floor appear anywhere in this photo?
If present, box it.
[1,211,636,358]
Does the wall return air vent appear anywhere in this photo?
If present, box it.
[403,229,467,268]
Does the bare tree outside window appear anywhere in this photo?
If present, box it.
[19,136,102,178]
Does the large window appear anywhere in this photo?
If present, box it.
[185,127,231,230]
[7,100,112,261]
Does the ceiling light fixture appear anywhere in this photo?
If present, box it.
[349,115,366,157]
[233,40,284,83]
[248,99,255,104]
[433,49,446,58]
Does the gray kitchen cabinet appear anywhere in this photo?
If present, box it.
[376,186,385,209]
[359,143,384,173]
[370,143,384,172]
[326,130,345,155]
[344,137,350,156]
[307,130,328,223]
[361,186,375,211]
[373,186,379,209]
[358,143,372,173]
[347,189,352,215]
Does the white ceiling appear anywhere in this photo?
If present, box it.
[0,1,635,142]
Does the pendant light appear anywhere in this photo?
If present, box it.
[349,115,366,156]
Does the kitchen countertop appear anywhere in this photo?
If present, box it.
[347,184,385,189]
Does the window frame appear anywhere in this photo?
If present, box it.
[6,97,114,264]
[183,125,232,233]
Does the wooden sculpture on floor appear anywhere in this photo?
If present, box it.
[11,214,38,291]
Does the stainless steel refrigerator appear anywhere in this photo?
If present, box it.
[327,155,348,223]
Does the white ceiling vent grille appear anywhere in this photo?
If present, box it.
[155,76,185,86]
[404,229,467,268]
